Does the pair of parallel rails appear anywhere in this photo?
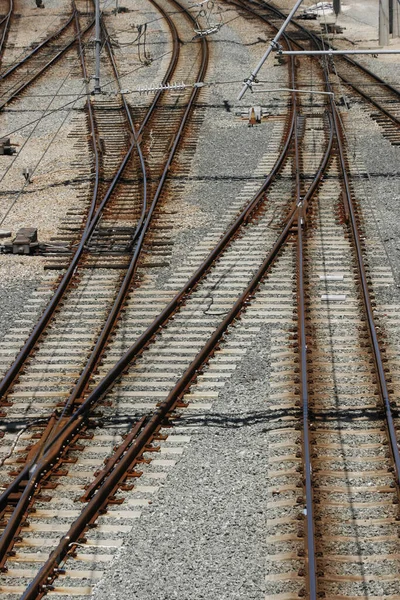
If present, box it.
[0,0,399,597]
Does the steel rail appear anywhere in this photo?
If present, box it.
[0,17,101,402]
[267,0,400,574]
[0,26,298,535]
[253,0,400,127]
[291,67,317,599]
[297,202,318,600]
[283,0,400,573]
[52,0,188,417]
[0,0,13,60]
[2,14,331,584]
[0,5,101,525]
[330,99,400,485]
[294,130,336,593]
[74,7,100,238]
[302,0,400,487]
[292,73,334,600]
[0,0,207,560]
[239,4,331,595]
[0,0,312,559]
[290,53,318,593]
[0,10,77,82]
[0,69,296,515]
[17,79,335,599]
[0,16,95,110]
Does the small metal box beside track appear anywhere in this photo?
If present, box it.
[0,137,16,155]
[4,227,39,255]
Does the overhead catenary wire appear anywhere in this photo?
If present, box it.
[0,3,116,223]
[0,16,103,207]
[0,47,172,140]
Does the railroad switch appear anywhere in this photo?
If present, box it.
[0,137,17,155]
[3,227,39,255]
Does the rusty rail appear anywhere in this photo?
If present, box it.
[0,12,95,110]
[0,0,12,60]
[330,99,400,485]
[296,113,333,600]
[297,202,317,600]
[0,0,300,513]
[16,86,335,599]
[254,0,400,127]
[0,9,76,82]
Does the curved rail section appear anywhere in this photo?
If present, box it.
[246,1,400,596]
[0,33,338,598]
[0,6,94,109]
[0,0,12,62]
[251,0,400,131]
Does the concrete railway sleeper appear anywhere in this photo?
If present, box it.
[0,18,334,596]
[241,0,400,143]
[0,32,338,597]
[0,92,333,600]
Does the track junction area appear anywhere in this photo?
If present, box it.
[0,0,399,598]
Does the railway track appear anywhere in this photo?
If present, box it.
[0,2,309,595]
[0,0,12,66]
[0,1,94,110]
[232,1,400,597]
[0,0,399,597]
[329,56,400,143]
[240,0,400,144]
